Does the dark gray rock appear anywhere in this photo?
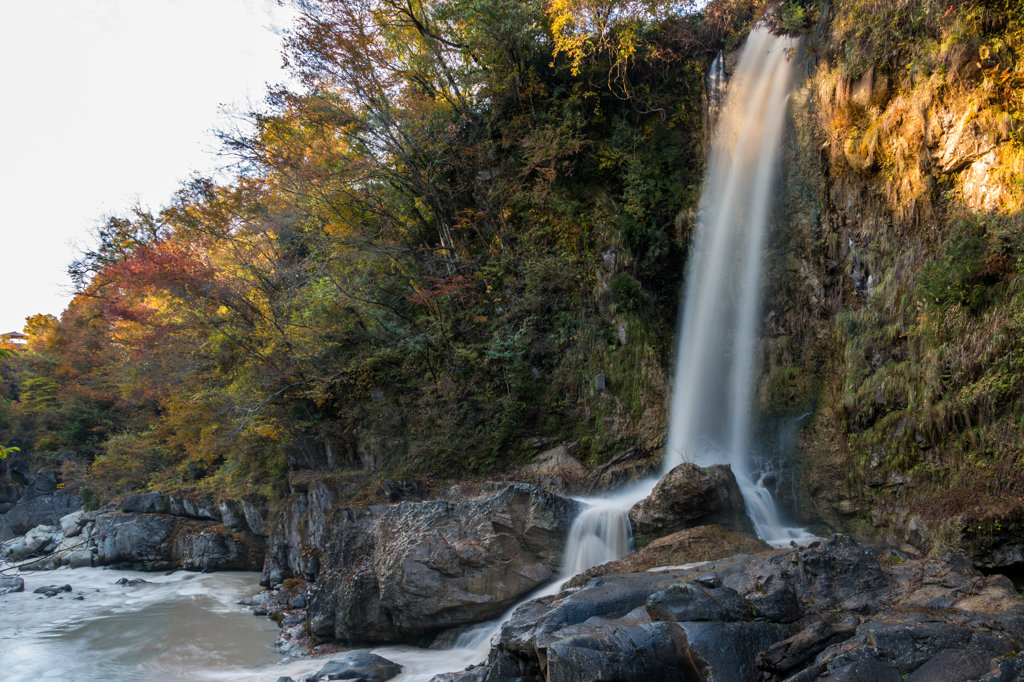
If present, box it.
[95,513,177,570]
[646,583,753,622]
[677,621,792,681]
[314,651,402,680]
[745,576,801,622]
[0,576,24,594]
[448,535,1024,682]
[381,479,425,502]
[173,527,262,571]
[755,619,856,674]
[33,584,71,594]
[629,463,755,538]
[121,492,168,514]
[0,491,83,535]
[545,620,703,682]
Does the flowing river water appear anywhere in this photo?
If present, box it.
[0,26,817,682]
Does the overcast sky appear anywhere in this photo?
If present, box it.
[1,0,297,333]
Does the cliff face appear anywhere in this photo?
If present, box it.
[757,3,1024,564]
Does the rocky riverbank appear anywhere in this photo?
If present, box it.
[1,481,266,572]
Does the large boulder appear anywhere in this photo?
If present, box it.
[95,513,178,571]
[301,483,583,644]
[629,463,754,539]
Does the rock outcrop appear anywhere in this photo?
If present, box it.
[565,524,771,588]
[263,482,583,644]
[629,463,755,538]
[94,513,263,571]
[437,535,1024,682]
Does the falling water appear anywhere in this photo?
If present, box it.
[664,27,815,547]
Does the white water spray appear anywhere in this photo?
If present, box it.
[664,27,814,547]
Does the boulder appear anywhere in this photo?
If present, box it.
[629,463,755,538]
[67,549,93,569]
[312,652,402,681]
[121,492,168,514]
[0,576,24,595]
[302,483,583,644]
[95,513,177,570]
[2,524,60,561]
[566,524,770,587]
[59,510,87,538]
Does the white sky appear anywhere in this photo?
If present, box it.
[0,0,297,333]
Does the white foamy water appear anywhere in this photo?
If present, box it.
[663,27,816,548]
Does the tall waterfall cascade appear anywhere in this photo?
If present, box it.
[664,27,814,547]
[411,29,817,679]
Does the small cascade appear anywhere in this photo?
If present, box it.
[704,50,727,141]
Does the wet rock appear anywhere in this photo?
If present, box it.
[678,620,792,681]
[313,651,402,680]
[33,584,72,594]
[566,524,770,588]
[454,535,1024,682]
[744,576,801,622]
[0,576,24,594]
[629,463,755,538]
[114,578,149,586]
[302,483,583,644]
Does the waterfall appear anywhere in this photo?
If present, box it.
[664,27,815,547]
